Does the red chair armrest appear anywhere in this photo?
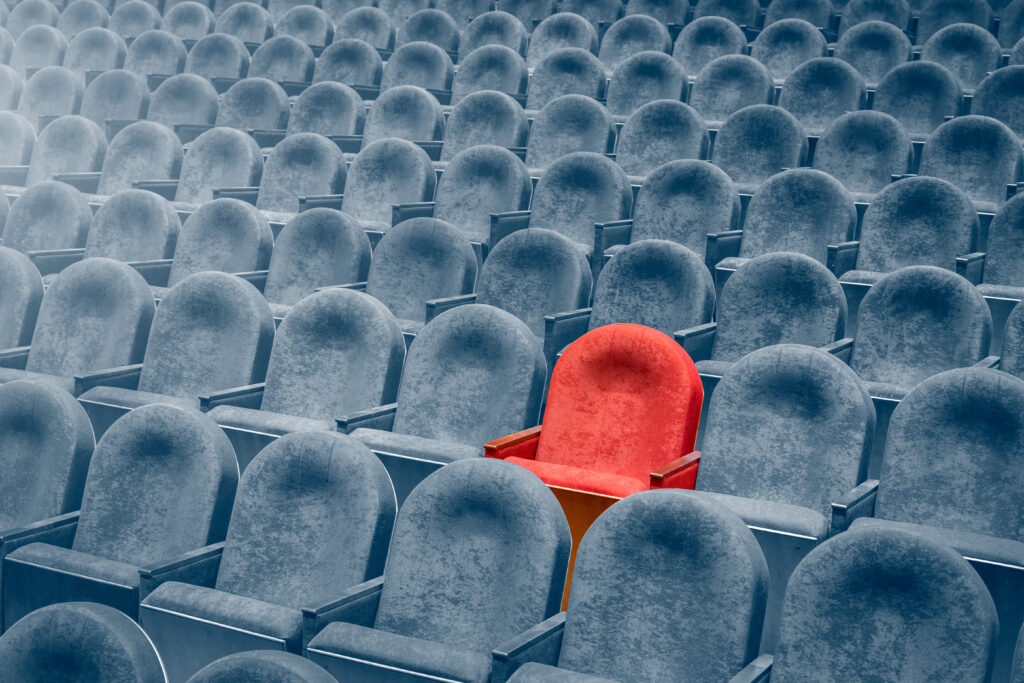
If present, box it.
[650,451,701,489]
[485,426,542,460]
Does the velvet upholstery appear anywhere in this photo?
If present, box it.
[441,90,529,160]
[7,0,59,39]
[215,77,289,131]
[998,0,1024,48]
[918,115,1022,212]
[916,0,991,43]
[10,26,68,78]
[277,5,333,47]
[162,2,216,41]
[598,15,671,71]
[526,94,614,169]
[527,12,598,69]
[526,47,606,109]
[335,8,395,51]
[765,0,832,26]
[380,41,453,92]
[0,112,36,166]
[812,110,912,199]
[365,217,477,328]
[286,82,363,138]
[529,151,632,254]
[560,0,620,26]
[459,11,527,60]
[834,20,911,87]
[148,73,219,129]
[362,85,443,147]
[476,228,592,337]
[0,602,165,683]
[777,57,865,135]
[341,138,435,229]
[185,33,249,80]
[1014,626,1024,683]
[695,0,760,26]
[167,198,272,286]
[712,104,808,192]
[174,127,263,204]
[689,54,774,126]
[709,252,847,361]
[772,525,998,682]
[671,16,747,78]
[79,69,149,128]
[124,29,187,77]
[451,45,527,104]
[839,0,910,34]
[188,651,337,683]
[62,27,125,75]
[434,145,532,245]
[61,0,107,35]
[493,0,552,26]
[16,66,82,129]
[109,1,161,41]
[256,133,346,214]
[263,209,372,306]
[85,191,178,263]
[0,70,23,116]
[249,35,314,83]
[397,9,459,51]
[433,0,489,29]
[3,181,91,253]
[973,66,1024,137]
[605,52,685,117]
[981,193,1024,296]
[543,490,768,681]
[97,121,183,196]
[921,23,1000,92]
[267,0,308,21]
[215,2,274,44]
[873,60,961,137]
[612,100,709,176]
[378,0,430,25]
[751,18,827,80]
[0,247,42,348]
[850,266,991,388]
[25,114,105,188]
[626,0,687,25]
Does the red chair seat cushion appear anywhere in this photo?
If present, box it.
[504,456,649,498]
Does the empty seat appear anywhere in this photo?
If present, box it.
[916,0,991,43]
[148,73,219,128]
[765,0,832,26]
[165,198,273,287]
[0,603,165,682]
[361,84,444,147]
[525,46,606,109]
[834,19,911,87]
[397,9,459,52]
[999,0,1024,49]
[499,0,554,27]
[57,0,110,39]
[307,458,569,681]
[778,57,866,134]
[266,0,307,21]
[977,195,1024,339]
[451,44,527,104]
[85,189,179,261]
[999,301,1024,376]
[97,121,182,196]
[561,0,622,27]
[214,1,273,43]
[598,15,671,71]
[277,5,333,47]
[16,66,83,130]
[0,112,36,166]
[812,110,912,199]
[174,126,263,204]
[25,115,105,187]
[0,247,43,348]
[2,181,91,253]
[124,29,187,78]
[627,0,687,25]
[672,16,747,79]
[689,54,775,125]
[921,22,1000,92]
[380,40,454,92]
[215,77,289,130]
[10,1,59,41]
[0,66,22,110]
[341,138,436,229]
[839,0,911,34]
[606,51,686,116]
[313,38,383,85]
[186,32,249,80]
[873,60,960,138]
[751,18,827,81]
[712,104,808,192]
[79,69,149,129]
[108,0,161,41]
[615,102,710,181]
[162,1,215,42]
[140,430,397,680]
[256,133,346,214]
[971,65,1024,137]
[695,0,760,27]
[459,11,527,60]
[285,80,364,137]
[335,7,396,51]
[188,651,336,683]
[378,0,431,24]
[10,25,68,78]
[441,89,529,159]
[525,94,614,169]
[526,13,598,69]
[249,35,314,83]
[433,0,492,28]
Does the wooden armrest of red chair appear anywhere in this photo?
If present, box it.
[485,426,542,461]
[649,451,701,490]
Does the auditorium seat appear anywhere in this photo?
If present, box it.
[976,194,1024,352]
[613,100,710,176]
[16,66,83,130]
[2,181,92,256]
[397,9,459,53]
[0,29,12,66]
[526,47,606,109]
[689,54,774,127]
[999,302,1024,375]
[313,38,383,85]
[79,69,149,131]
[57,0,110,39]
[0,113,34,167]
[380,40,454,92]
[161,1,216,42]
[626,0,687,24]
[266,0,308,22]
[0,67,23,111]
[188,651,336,683]
[694,0,760,27]
[249,35,315,83]
[277,5,334,48]
[920,22,1000,93]
[872,60,961,139]
[147,73,219,129]
[214,1,273,44]
[764,0,832,26]
[108,0,162,41]
[711,104,808,193]
[283,81,364,139]
[672,16,747,79]
[499,0,553,28]
[440,90,529,159]
[172,126,263,204]
[526,13,598,69]
[84,190,179,262]
[778,57,866,135]
[839,0,910,34]
[505,490,768,681]
[972,66,1024,138]
[915,0,991,43]
[451,44,527,104]
[434,0,491,28]
[379,0,431,24]
[605,51,685,117]
[833,20,911,87]
[10,27,69,79]
[750,18,827,82]
[62,27,126,76]
[812,110,913,200]
[7,0,59,41]
[0,247,42,348]
[0,603,165,681]
[94,121,182,196]
[140,430,396,680]
[306,458,569,681]
[335,7,396,51]
[254,133,346,215]
[215,76,289,131]
[340,137,436,231]
[2,402,238,623]
[458,11,527,60]
[525,94,615,169]
[597,15,671,71]
[185,32,250,81]
[361,85,444,148]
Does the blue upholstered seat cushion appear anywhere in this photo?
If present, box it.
[308,620,493,682]
[351,427,483,463]
[682,489,830,538]
[852,517,1024,568]
[509,662,619,682]
[7,541,142,588]
[77,385,201,412]
[207,405,335,436]
[188,650,338,682]
[0,368,75,393]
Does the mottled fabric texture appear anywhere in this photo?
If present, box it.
[381,41,453,91]
[921,23,1000,92]
[608,100,708,176]
[529,151,632,252]
[286,81,365,137]
[58,0,110,39]
[264,209,371,306]
[8,0,59,39]
[999,0,1024,48]
[1014,623,1024,683]
[0,380,93,528]
[777,57,865,135]
[590,239,715,333]
[839,0,910,35]
[216,3,274,44]
[526,47,606,109]
[80,69,149,129]
[711,252,847,361]
[751,18,827,80]
[16,66,82,129]
[699,344,873,517]
[109,2,162,41]
[125,28,186,77]
[85,190,180,262]
[1001,304,1024,378]
[850,266,991,387]
[552,491,768,680]
[137,271,275,398]
[834,21,911,87]
[97,121,183,197]
[916,0,991,43]
[492,0,552,26]
[186,33,249,80]
[873,61,961,137]
[391,303,546,441]
[250,35,314,82]
[278,5,333,46]
[0,246,42,348]
[765,0,832,26]
[606,53,686,118]
[162,2,216,41]
[0,112,36,166]
[628,159,740,254]
[3,181,92,252]
[695,0,760,25]
[188,650,337,683]
[812,111,912,199]
[740,169,857,262]
[62,27,125,76]
[397,8,460,50]
[26,115,106,188]
[341,138,436,228]
[627,0,687,25]
[672,16,747,78]
[167,198,273,286]
[772,525,998,682]
[69,403,238,563]
[216,77,289,130]
[11,26,66,80]
[258,288,406,418]
[509,663,618,682]
[973,66,1024,137]
[361,85,444,147]
[175,127,263,204]
[256,133,346,214]
[526,94,614,169]
[0,603,165,683]
[366,217,477,324]
[854,176,977,272]
[598,15,670,71]
[873,367,1024,541]
[335,9,396,51]
[527,13,598,68]
[477,228,592,337]
[147,73,219,128]
[689,54,774,126]
[459,11,528,60]
[452,45,527,103]
[713,104,808,192]
[442,90,529,160]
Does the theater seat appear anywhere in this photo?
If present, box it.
[672,16,747,79]
[335,7,395,52]
[839,0,910,35]
[2,182,92,256]
[16,66,82,131]
[712,104,808,194]
[79,69,149,132]
[397,9,459,52]
[255,132,346,215]
[440,90,529,160]
[172,126,263,204]
[688,54,774,128]
[249,35,315,83]
[285,81,364,137]
[834,20,911,87]
[526,94,614,170]
[215,76,289,132]
[96,121,183,196]
[777,57,866,136]
[459,11,527,60]
[25,115,105,188]
[361,85,443,148]
[84,190,180,263]
[873,60,960,139]
[915,0,990,43]
[751,18,827,82]
[527,13,598,69]
[62,27,125,78]
[380,40,453,92]
[0,113,34,167]
[58,0,110,40]
[186,32,249,81]
[0,247,42,349]
[976,194,1024,352]
[109,1,161,41]
[921,22,999,93]
[606,51,685,118]
[313,38,383,87]
[124,29,187,79]
[340,138,436,232]
[277,5,333,48]
[451,44,527,104]
[597,15,671,72]
[526,47,606,109]
[147,73,219,130]
[214,2,273,44]
[812,110,912,200]
[973,66,1024,138]
[187,651,336,683]
[10,25,67,78]
[162,1,216,42]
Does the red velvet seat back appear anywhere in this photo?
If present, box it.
[536,323,702,481]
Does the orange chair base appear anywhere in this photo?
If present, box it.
[549,485,621,609]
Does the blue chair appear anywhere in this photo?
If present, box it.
[187,650,336,683]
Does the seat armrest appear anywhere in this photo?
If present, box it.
[233,269,268,292]
[491,612,567,683]
[729,654,774,683]
[650,451,701,489]
[0,166,28,186]
[705,229,744,267]
[132,180,179,201]
[138,542,225,600]
[674,322,716,362]
[199,383,266,411]
[74,363,143,394]
[543,308,592,361]
[251,128,286,148]
[954,252,985,285]
[392,201,435,226]
[27,248,87,275]
[490,210,531,248]
[820,337,854,363]
[827,240,859,277]
[0,346,30,370]
[593,219,633,257]
[485,426,542,460]
[830,479,879,535]
[315,281,366,293]
[124,259,173,287]
[890,173,917,182]
[973,355,1000,368]
[299,194,344,210]
[336,403,398,434]
[52,172,101,194]
[425,293,476,324]
[213,187,259,205]
[0,511,79,549]
[302,576,383,647]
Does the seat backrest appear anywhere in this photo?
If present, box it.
[0,246,42,348]
[672,15,747,79]
[615,100,710,176]
[598,14,671,71]
[16,65,83,131]
[79,69,149,129]
[536,322,703,479]
[526,93,614,169]
[627,0,687,24]
[459,11,527,60]
[688,53,774,125]
[97,121,182,196]
[190,651,336,683]
[277,5,333,47]
[840,0,911,35]
[1000,303,1024,379]
[765,0,831,26]
[85,189,179,262]
[378,0,431,24]
[751,17,827,80]
[361,84,443,147]
[341,137,436,226]
[834,20,911,86]
[982,192,1024,288]
[712,104,807,190]
[380,40,454,91]
[921,22,1001,92]
[451,44,527,104]
[433,0,491,29]
[62,26,126,76]
[186,32,249,80]
[500,0,554,27]
[10,25,67,77]
[778,56,866,134]
[998,0,1024,48]
[25,114,105,187]
[162,1,216,41]
[167,197,272,286]
[215,2,273,43]
[215,76,289,130]
[286,81,364,137]
[772,525,998,682]
[916,0,991,43]
[712,251,847,361]
[7,0,59,39]
[397,8,459,52]
[2,180,91,252]
[695,0,760,26]
[699,344,874,514]
[335,7,395,51]
[109,0,161,40]
[58,0,110,40]
[215,431,396,606]
[527,12,597,68]
[375,458,569,652]
[561,0,622,27]
[851,266,991,386]
[255,132,346,214]
[0,112,34,167]
[559,490,768,681]
[0,65,22,111]
[73,402,238,562]
[526,46,606,109]
[148,72,219,128]
[813,110,912,196]
[174,126,263,204]
[250,34,314,82]
[313,37,383,85]
[973,65,1024,137]
[873,60,961,137]
[441,89,528,160]
[606,51,686,117]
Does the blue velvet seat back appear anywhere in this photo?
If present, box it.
[188,650,337,683]
[277,5,333,46]
[627,0,687,25]
[215,77,289,130]
[397,9,460,51]
[0,112,36,166]
[26,114,106,188]
[124,29,187,77]
[688,54,775,125]
[526,12,598,68]
[812,110,913,196]
[16,66,81,129]
[62,27,125,77]
[598,15,671,71]
[362,85,444,147]
[341,138,436,226]
[611,51,687,120]
[452,44,527,104]
[0,246,42,348]
[751,18,827,80]
[526,47,605,109]
[1002,304,1024,378]
[614,100,710,177]
[163,2,216,42]
[380,41,454,91]
[695,0,760,27]
[765,0,831,27]
[97,121,183,197]
[526,94,614,169]
[174,127,263,204]
[921,23,1000,92]
[167,197,274,287]
[147,73,219,128]
[335,8,395,51]
[58,1,111,40]
[916,0,991,43]
[713,104,808,189]
[459,11,528,60]
[109,1,161,42]
[3,180,92,253]
[973,65,1024,137]
[834,20,911,87]
[562,0,622,28]
[8,0,59,40]
[441,90,529,160]
[185,33,249,80]
[85,189,180,262]
[286,80,365,137]
[777,57,865,134]
[672,16,747,78]
[215,2,272,42]
[249,35,315,82]
[839,0,910,36]
[80,69,149,130]
[255,132,347,213]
